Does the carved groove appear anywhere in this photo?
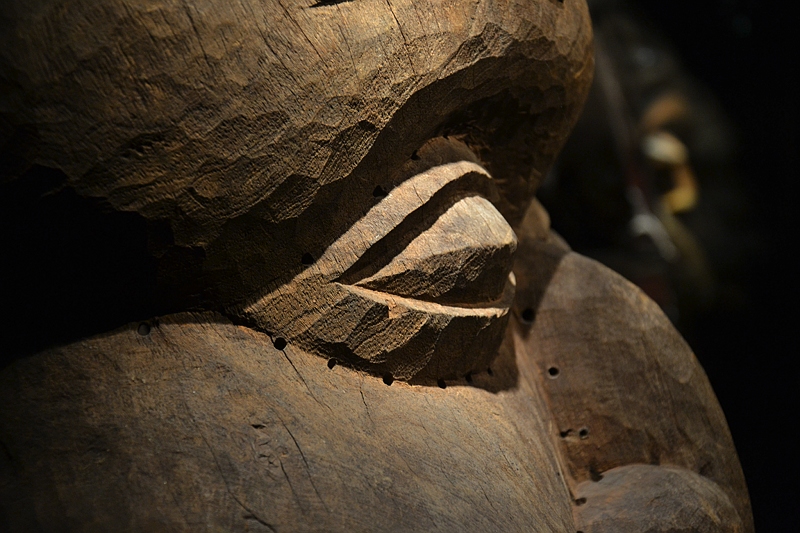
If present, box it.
[239,161,516,380]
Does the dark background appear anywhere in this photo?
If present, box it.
[633,1,798,530]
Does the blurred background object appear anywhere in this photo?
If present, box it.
[540,0,757,334]
[539,0,798,530]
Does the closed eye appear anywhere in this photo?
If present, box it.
[307,161,497,282]
[336,174,498,285]
[350,194,517,305]
[311,161,517,306]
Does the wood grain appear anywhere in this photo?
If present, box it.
[0,210,753,531]
[0,0,594,317]
[237,159,517,380]
[0,312,574,532]
[511,206,754,532]
[0,0,753,530]
[573,465,744,532]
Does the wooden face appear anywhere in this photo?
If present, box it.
[1,0,593,375]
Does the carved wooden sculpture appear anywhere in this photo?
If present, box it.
[0,0,752,531]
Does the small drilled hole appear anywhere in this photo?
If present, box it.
[574,497,587,506]
[579,427,589,439]
[520,307,535,323]
[327,359,337,369]
[273,337,287,350]
[437,378,446,389]
[548,366,560,377]
[137,322,151,336]
[372,185,388,198]
[383,374,394,386]
[301,253,314,265]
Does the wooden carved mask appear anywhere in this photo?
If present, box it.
[1,0,593,377]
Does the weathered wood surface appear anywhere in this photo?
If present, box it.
[239,153,518,380]
[511,207,754,532]
[0,0,753,530]
[0,312,575,532]
[0,0,594,321]
[0,213,753,532]
[573,465,743,532]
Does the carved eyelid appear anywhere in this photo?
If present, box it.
[304,161,497,282]
[241,160,514,379]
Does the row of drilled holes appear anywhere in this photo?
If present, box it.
[275,318,596,523]
[526,312,599,498]
[545,344,591,440]
[273,336,495,390]
[554,355,594,524]
[517,307,591,443]
[547,343,599,520]
[146,316,596,516]
[140,274,594,455]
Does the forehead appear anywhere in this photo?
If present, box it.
[1,0,592,299]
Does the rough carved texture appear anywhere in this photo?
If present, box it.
[0,0,753,530]
[0,0,594,315]
[0,205,753,531]
[238,158,516,379]
[573,465,744,533]
[0,312,574,532]
[357,195,516,304]
[511,209,754,532]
